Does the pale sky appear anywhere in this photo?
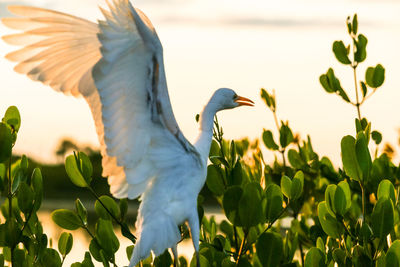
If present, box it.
[1,0,400,165]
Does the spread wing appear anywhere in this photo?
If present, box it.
[2,0,201,199]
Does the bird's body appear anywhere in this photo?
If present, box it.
[2,1,253,265]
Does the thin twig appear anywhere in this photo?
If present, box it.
[353,66,362,120]
[236,230,248,264]
[87,187,136,241]
[258,202,289,238]
[233,227,239,253]
[360,182,366,223]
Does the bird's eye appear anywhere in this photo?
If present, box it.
[233,94,238,99]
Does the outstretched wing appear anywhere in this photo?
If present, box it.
[2,0,201,199]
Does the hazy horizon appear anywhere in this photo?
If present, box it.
[1,0,400,166]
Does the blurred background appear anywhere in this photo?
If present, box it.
[1,0,400,166]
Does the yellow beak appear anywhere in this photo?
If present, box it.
[235,96,254,107]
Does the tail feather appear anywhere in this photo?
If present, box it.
[129,212,180,266]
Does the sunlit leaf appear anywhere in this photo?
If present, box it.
[52,209,82,230]
[377,179,396,204]
[386,240,400,267]
[341,135,361,182]
[0,123,12,163]
[305,247,325,267]
[318,201,343,238]
[264,184,283,222]
[2,106,21,133]
[262,130,279,151]
[58,232,73,256]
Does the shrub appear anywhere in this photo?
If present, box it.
[1,14,399,267]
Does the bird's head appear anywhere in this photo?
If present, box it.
[211,88,254,111]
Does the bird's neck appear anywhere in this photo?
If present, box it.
[193,101,219,160]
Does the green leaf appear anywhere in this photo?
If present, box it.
[304,247,325,267]
[31,168,43,212]
[352,245,372,266]
[238,182,263,228]
[371,130,382,145]
[280,176,292,199]
[11,169,23,194]
[332,41,351,64]
[325,181,351,217]
[40,248,62,267]
[279,122,293,148]
[352,14,358,35]
[341,135,362,182]
[338,181,351,211]
[65,154,89,187]
[95,195,120,221]
[354,34,368,63]
[190,254,210,267]
[96,219,119,256]
[52,209,82,230]
[75,199,88,226]
[360,81,368,98]
[120,221,136,243]
[0,123,12,163]
[318,201,343,238]
[256,232,283,267]
[20,154,28,171]
[260,88,275,109]
[290,171,304,200]
[360,221,372,241]
[209,140,220,157]
[377,179,396,204]
[89,239,102,262]
[288,149,305,169]
[320,68,350,102]
[262,130,279,150]
[81,252,95,267]
[319,74,335,93]
[355,132,372,182]
[328,69,350,102]
[346,16,352,34]
[126,245,134,260]
[231,162,243,186]
[386,240,400,267]
[324,184,337,216]
[17,182,34,214]
[366,64,385,88]
[316,237,325,254]
[119,198,128,220]
[333,184,347,216]
[0,163,5,191]
[222,186,243,226]
[332,248,347,266]
[58,232,73,256]
[206,165,225,196]
[371,198,394,239]
[264,184,283,222]
[2,106,21,133]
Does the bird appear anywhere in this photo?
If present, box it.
[2,0,254,266]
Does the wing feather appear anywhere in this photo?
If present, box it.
[2,0,201,200]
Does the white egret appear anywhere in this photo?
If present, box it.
[2,0,254,266]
